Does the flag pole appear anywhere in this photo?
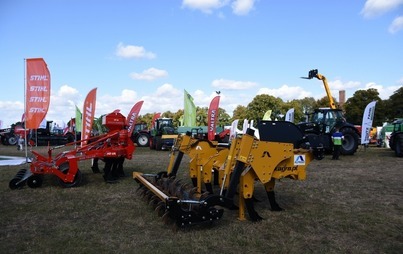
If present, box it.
[23,58,28,162]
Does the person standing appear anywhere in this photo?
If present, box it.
[332,128,344,160]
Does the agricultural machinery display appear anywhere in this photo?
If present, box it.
[134,120,324,228]
[149,118,178,150]
[9,111,136,189]
[389,118,403,157]
[1,120,76,147]
[298,69,360,155]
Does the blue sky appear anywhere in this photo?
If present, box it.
[0,0,402,128]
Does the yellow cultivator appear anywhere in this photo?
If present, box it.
[134,121,324,227]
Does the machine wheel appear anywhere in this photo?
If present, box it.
[149,137,156,150]
[136,133,150,147]
[1,136,7,145]
[65,133,75,143]
[7,135,18,146]
[340,128,359,155]
[9,178,25,189]
[27,175,43,188]
[394,134,403,157]
[9,169,28,190]
[156,137,163,150]
[58,163,83,188]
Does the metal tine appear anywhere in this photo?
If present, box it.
[148,196,160,209]
[188,187,199,200]
[162,211,174,225]
[155,201,166,217]
[169,179,182,196]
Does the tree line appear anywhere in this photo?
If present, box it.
[134,87,402,128]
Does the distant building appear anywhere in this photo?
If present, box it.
[339,90,346,108]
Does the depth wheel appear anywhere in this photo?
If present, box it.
[9,178,26,190]
[27,175,43,188]
[58,162,83,188]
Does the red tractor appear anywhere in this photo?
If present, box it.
[9,111,136,189]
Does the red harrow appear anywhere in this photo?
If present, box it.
[9,111,135,189]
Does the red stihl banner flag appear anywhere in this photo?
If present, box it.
[126,100,144,136]
[25,58,51,129]
[208,96,220,141]
[151,112,161,127]
[81,88,97,145]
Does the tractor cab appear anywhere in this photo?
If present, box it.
[153,118,176,136]
[308,108,346,134]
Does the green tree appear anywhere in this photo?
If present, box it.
[384,87,403,120]
[162,111,174,119]
[232,105,247,121]
[344,88,383,125]
[218,107,231,127]
[316,96,338,108]
[196,107,208,126]
[246,94,284,125]
[137,113,157,128]
[283,100,304,123]
[298,97,317,114]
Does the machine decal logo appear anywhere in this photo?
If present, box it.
[261,151,271,157]
[294,155,305,165]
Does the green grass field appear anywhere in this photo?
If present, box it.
[0,145,402,253]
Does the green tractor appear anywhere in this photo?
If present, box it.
[389,118,403,157]
[149,118,178,151]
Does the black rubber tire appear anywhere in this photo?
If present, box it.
[65,133,75,143]
[7,135,18,146]
[340,128,359,155]
[156,137,163,151]
[58,162,83,188]
[9,169,28,189]
[1,136,7,145]
[149,137,156,150]
[9,178,25,190]
[27,175,43,188]
[136,133,150,147]
[394,134,403,157]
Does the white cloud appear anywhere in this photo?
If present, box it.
[182,0,255,15]
[231,0,255,16]
[211,78,257,90]
[115,42,156,59]
[328,80,361,90]
[130,67,168,81]
[57,85,79,97]
[389,16,403,33]
[361,0,403,18]
[182,0,230,14]
[0,101,24,127]
[362,82,401,99]
[257,85,312,101]
[140,83,182,113]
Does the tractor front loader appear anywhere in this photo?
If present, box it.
[133,121,324,227]
[9,112,135,190]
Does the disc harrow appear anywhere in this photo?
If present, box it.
[134,120,325,226]
[134,172,224,228]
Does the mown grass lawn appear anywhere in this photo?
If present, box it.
[0,145,402,253]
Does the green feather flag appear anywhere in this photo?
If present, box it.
[184,89,196,127]
[75,105,82,133]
